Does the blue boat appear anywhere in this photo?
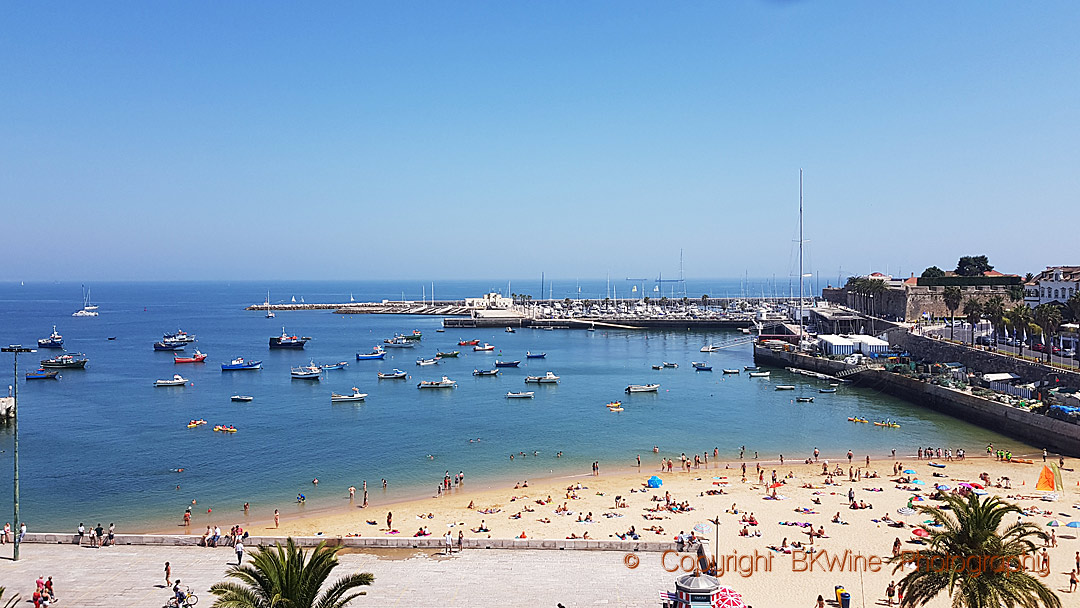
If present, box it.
[494,360,520,368]
[525,352,546,359]
[356,349,387,360]
[221,357,262,371]
[154,341,185,351]
[378,369,407,379]
[26,369,59,380]
[692,361,712,371]
[37,326,64,349]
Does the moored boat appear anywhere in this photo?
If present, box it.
[378,369,407,379]
[775,385,795,390]
[459,340,480,346]
[652,364,662,370]
[506,391,534,399]
[691,362,712,371]
[221,357,262,371]
[819,388,837,393]
[418,376,456,389]
[231,395,254,402]
[174,350,207,363]
[722,369,740,374]
[270,327,308,349]
[524,372,559,384]
[37,326,64,349]
[748,371,771,378]
[383,337,415,348]
[472,369,499,376]
[322,361,349,370]
[473,343,495,352]
[525,352,546,359]
[154,340,185,351]
[626,384,660,393]
[25,369,59,380]
[154,374,188,387]
[40,353,88,369]
[700,345,719,352]
[72,286,99,317]
[662,362,678,368]
[416,357,440,366]
[356,348,387,360]
[436,351,460,358]
[744,366,760,371]
[163,329,196,343]
[795,396,814,403]
[403,330,423,341]
[331,388,368,402]
[290,363,322,379]
[505,327,516,333]
[494,360,520,368]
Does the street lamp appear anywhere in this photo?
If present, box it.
[2,345,35,561]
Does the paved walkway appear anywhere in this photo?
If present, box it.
[0,543,680,607]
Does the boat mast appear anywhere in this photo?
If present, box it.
[798,169,804,348]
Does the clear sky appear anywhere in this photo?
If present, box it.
[2,2,1078,282]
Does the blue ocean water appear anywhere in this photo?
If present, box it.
[0,281,1026,532]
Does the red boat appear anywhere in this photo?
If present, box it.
[174,350,207,364]
[458,340,480,346]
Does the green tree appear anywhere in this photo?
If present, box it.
[209,538,374,608]
[1006,304,1033,358]
[1065,291,1080,325]
[982,296,1005,345]
[1007,284,1025,302]
[1033,303,1062,363]
[920,266,946,278]
[1024,272,1034,283]
[943,286,962,340]
[890,493,1059,608]
[963,298,982,346]
[955,255,994,277]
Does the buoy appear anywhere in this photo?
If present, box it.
[207,508,212,513]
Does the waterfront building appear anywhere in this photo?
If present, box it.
[1024,266,1080,307]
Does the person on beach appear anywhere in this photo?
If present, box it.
[813,447,819,462]
[815,595,825,608]
[387,511,393,530]
[349,486,355,500]
[458,530,464,550]
[235,539,244,565]
[274,509,279,528]
[1069,569,1078,593]
[363,489,368,508]
[444,530,453,555]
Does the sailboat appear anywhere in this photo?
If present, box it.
[72,285,99,317]
[265,291,275,318]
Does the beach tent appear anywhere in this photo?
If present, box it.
[647,476,663,488]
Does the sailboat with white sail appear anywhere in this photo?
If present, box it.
[72,285,99,317]
[265,291,275,318]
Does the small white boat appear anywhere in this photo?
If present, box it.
[524,372,560,384]
[291,363,322,380]
[700,345,719,352]
[748,371,771,378]
[321,361,349,370]
[331,388,368,402]
[473,343,495,352]
[231,395,254,402]
[775,385,796,391]
[795,396,814,403]
[416,357,440,366]
[505,327,516,333]
[154,374,188,387]
[626,384,660,393]
[506,391,534,399]
[722,369,740,374]
[418,376,457,389]
[662,362,678,368]
[378,369,407,379]
[744,366,760,371]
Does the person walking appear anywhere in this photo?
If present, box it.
[444,530,453,555]
[165,561,172,586]
[235,539,245,565]
[886,581,896,606]
[19,522,27,544]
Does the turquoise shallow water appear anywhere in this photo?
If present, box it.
[0,281,1029,531]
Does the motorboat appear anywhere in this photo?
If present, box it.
[322,361,349,370]
[163,329,196,343]
[290,363,322,380]
[691,362,712,371]
[625,384,660,393]
[174,350,207,363]
[494,360,520,368]
[775,385,796,390]
[378,369,407,379]
[748,371,771,378]
[221,357,262,371]
[662,362,678,368]
[404,330,423,341]
[25,369,59,380]
[472,369,499,376]
[231,395,254,402]
[795,397,814,403]
[435,351,460,358]
[744,366,760,371]
[525,352,546,359]
[524,372,559,384]
[356,348,386,360]
[154,340,186,351]
[505,327,516,333]
[418,376,457,389]
[722,369,740,374]
[700,345,719,352]
[819,388,837,393]
[270,327,308,349]
[506,391,534,399]
[331,388,368,402]
[40,353,88,369]
[651,364,662,370]
[37,326,64,349]
[155,374,188,387]
[473,343,495,351]
[383,337,415,348]
[416,357,440,366]
[458,340,480,346]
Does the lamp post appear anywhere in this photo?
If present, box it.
[3,345,34,561]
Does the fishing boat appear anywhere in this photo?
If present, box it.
[231,395,254,402]
[505,327,516,333]
[494,360,520,368]
[525,352,546,359]
[691,362,712,371]
[163,329,196,343]
[775,385,796,390]
[700,345,719,352]
[37,326,64,349]
[795,397,814,403]
[270,327,308,349]
[472,369,499,376]
[626,384,660,393]
[418,376,457,389]
[356,348,387,360]
[524,372,560,384]
[321,361,349,370]
[40,353,88,369]
[221,357,262,371]
[819,388,837,394]
[662,362,678,368]
[404,330,423,341]
[473,343,495,352]
[290,363,322,380]
[378,369,407,379]
[174,350,207,363]
[748,371,771,378]
[459,340,480,346]
[331,388,368,402]
[436,350,460,358]
[72,286,99,317]
[25,369,59,380]
[722,369,740,374]
[154,340,185,351]
[154,374,188,387]
[506,391,534,399]
[416,357,440,366]
[383,337,415,348]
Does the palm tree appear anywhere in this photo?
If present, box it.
[890,493,1060,608]
[210,538,374,608]
[1007,284,1024,302]
[962,298,982,346]
[1006,304,1033,358]
[1033,303,1062,363]
[982,296,1005,345]
[943,286,962,340]
[0,587,20,608]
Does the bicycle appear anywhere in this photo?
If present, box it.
[164,587,199,607]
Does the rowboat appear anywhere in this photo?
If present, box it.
[524,372,559,384]
[40,353,88,369]
[626,384,660,393]
[473,369,499,376]
[231,395,254,402]
[691,362,712,371]
[356,349,386,360]
[819,388,837,393]
[290,363,322,380]
[221,357,261,371]
[418,376,457,389]
[25,369,59,380]
[775,385,795,391]
[378,369,407,379]
[473,343,495,352]
[187,419,208,428]
[459,340,480,346]
[748,371,771,378]
[154,341,185,351]
[795,397,814,403]
[435,351,460,358]
[174,350,207,364]
[331,388,368,402]
[652,364,662,370]
[322,361,349,370]
[700,345,719,352]
[744,366,760,371]
[662,362,678,368]
[526,352,546,359]
[506,391,534,399]
[722,369,740,374]
[416,357,440,366]
[37,326,64,349]
[213,425,238,433]
[494,360,520,368]
[154,374,188,387]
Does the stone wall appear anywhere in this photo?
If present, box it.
[822,285,1015,322]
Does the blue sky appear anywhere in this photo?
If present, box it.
[2,2,1077,282]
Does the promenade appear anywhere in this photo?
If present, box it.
[0,543,675,607]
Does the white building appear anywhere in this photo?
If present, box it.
[1024,266,1080,307]
[464,293,514,309]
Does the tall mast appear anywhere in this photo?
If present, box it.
[798,169,804,346]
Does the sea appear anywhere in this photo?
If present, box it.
[0,280,1028,532]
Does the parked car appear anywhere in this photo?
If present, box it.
[975,336,993,346]
[1033,343,1045,352]
[1061,348,1076,358]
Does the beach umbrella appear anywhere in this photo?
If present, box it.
[911,528,930,538]
[647,476,663,488]
[693,522,712,535]
[1047,520,1061,527]
[973,489,988,496]
[1066,521,1080,528]
[958,482,973,488]
[912,496,925,502]
[896,507,915,515]
[936,484,950,491]
[911,480,925,485]
[903,469,917,474]
[769,482,783,489]
[968,482,984,489]
[715,586,745,608]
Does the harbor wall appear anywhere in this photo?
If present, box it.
[753,345,1080,456]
